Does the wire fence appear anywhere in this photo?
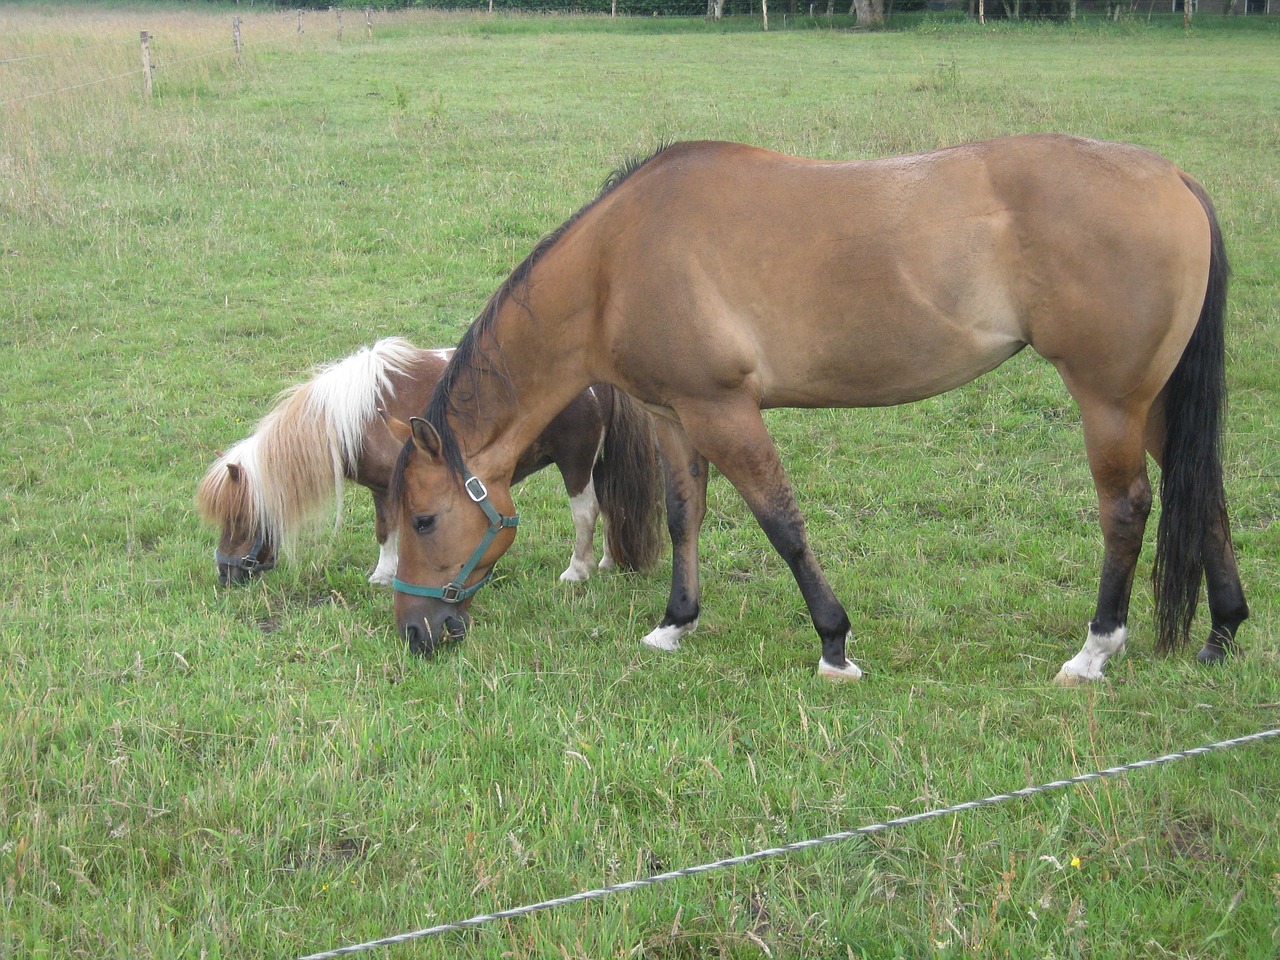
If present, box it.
[1,10,339,108]
[0,1,860,108]
[293,726,1280,960]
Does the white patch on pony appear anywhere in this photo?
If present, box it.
[559,484,600,582]
[641,619,698,652]
[428,348,455,361]
[598,527,616,571]
[369,529,398,586]
[1055,625,1128,685]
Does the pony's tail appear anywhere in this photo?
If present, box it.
[1152,174,1230,654]
[594,386,663,572]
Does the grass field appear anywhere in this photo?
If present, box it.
[2,5,1279,958]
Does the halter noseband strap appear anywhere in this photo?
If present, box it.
[393,472,520,604]
[215,530,275,575]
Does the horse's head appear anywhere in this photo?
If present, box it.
[196,458,277,586]
[385,413,519,655]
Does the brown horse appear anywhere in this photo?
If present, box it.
[197,338,661,593]
[388,135,1249,681]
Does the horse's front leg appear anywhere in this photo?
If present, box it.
[676,399,861,681]
[368,489,398,586]
[641,417,707,651]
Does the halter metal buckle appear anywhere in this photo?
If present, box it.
[465,475,488,503]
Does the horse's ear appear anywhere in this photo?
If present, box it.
[226,462,243,483]
[409,416,445,462]
[380,408,413,446]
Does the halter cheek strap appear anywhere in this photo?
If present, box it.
[392,473,519,604]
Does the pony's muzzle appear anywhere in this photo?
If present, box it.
[217,559,270,586]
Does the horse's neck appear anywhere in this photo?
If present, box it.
[465,293,594,481]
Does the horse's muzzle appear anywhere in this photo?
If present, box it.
[402,612,470,656]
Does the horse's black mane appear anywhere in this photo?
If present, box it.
[392,143,675,494]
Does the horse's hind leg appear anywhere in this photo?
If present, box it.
[641,417,707,651]
[1056,403,1152,684]
[1143,412,1249,663]
[1196,508,1249,662]
[673,400,861,680]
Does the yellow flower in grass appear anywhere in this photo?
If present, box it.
[1070,856,1082,870]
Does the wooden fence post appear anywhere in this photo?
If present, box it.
[233,16,242,64]
[139,31,153,98]
[366,6,373,39]
[297,10,304,44]
[336,7,343,41]
[762,0,769,28]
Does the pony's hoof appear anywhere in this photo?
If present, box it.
[818,657,863,682]
[368,571,394,587]
[559,564,591,583]
[1053,668,1094,687]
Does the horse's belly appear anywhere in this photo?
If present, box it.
[754,307,1027,409]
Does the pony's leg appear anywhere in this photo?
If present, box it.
[641,418,707,652]
[560,477,600,582]
[675,401,861,681]
[1143,415,1249,663]
[598,510,616,571]
[1056,406,1152,684]
[368,490,398,586]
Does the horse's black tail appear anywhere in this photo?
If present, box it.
[593,386,663,572]
[1152,175,1231,654]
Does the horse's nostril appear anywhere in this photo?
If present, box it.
[404,621,433,656]
[444,616,469,640]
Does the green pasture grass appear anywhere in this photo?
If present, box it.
[2,6,1278,958]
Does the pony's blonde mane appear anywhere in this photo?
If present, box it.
[196,337,421,556]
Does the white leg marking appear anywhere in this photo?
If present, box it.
[368,531,398,586]
[559,485,599,582]
[818,636,863,681]
[641,619,698,652]
[1055,625,1128,685]
[598,519,616,572]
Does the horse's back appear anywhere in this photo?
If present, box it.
[573,135,1212,411]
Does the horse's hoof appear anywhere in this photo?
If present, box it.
[818,657,863,682]
[559,564,591,583]
[1196,644,1230,665]
[640,620,696,652]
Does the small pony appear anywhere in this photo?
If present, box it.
[196,337,661,588]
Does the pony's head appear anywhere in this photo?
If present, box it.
[385,412,519,655]
[196,449,277,586]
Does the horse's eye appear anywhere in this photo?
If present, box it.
[413,515,437,535]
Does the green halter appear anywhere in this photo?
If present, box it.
[392,473,519,604]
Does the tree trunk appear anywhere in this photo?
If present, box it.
[852,0,884,24]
